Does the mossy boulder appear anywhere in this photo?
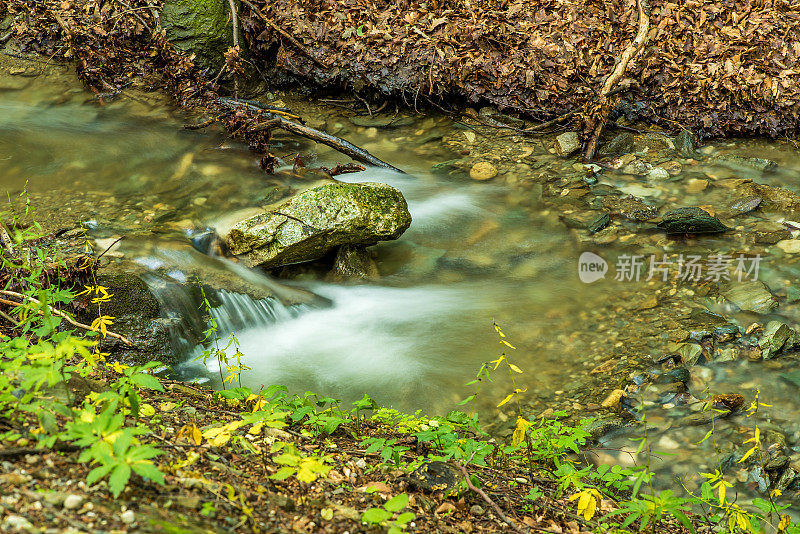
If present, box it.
[160,0,234,70]
[223,180,412,268]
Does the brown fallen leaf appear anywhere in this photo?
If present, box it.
[435,502,457,515]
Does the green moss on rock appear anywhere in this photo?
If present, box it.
[224,180,412,268]
[160,0,234,69]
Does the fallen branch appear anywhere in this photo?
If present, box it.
[583,0,650,161]
[220,98,404,172]
[241,0,329,69]
[453,460,527,534]
[0,290,134,346]
[320,163,366,177]
[0,443,80,458]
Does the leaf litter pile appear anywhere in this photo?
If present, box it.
[243,0,800,139]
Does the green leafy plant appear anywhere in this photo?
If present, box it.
[362,493,415,533]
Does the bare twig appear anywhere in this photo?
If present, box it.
[227,0,240,49]
[453,460,527,534]
[95,236,125,261]
[0,290,133,346]
[584,0,650,161]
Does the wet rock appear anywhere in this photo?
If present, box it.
[656,207,728,234]
[599,133,635,157]
[675,130,697,157]
[735,182,800,213]
[327,245,379,281]
[714,324,740,343]
[675,343,703,366]
[729,195,762,215]
[409,461,461,493]
[776,239,800,254]
[715,154,778,172]
[776,468,799,492]
[223,181,411,268]
[682,408,731,426]
[555,132,580,156]
[78,270,183,365]
[685,179,708,193]
[712,393,745,412]
[759,321,794,359]
[765,455,789,471]
[559,211,610,234]
[602,196,658,221]
[620,159,651,176]
[656,367,690,384]
[161,0,234,70]
[585,415,628,439]
[723,281,777,314]
[470,161,498,180]
[647,167,671,180]
[660,160,683,176]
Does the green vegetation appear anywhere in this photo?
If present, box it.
[0,220,799,532]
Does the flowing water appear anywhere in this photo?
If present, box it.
[7,57,800,510]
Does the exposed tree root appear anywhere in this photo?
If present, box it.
[584,0,651,161]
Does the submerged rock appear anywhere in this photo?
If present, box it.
[657,207,728,234]
[759,321,794,359]
[602,196,658,221]
[599,133,635,157]
[714,154,778,172]
[470,161,498,180]
[723,281,777,314]
[735,182,800,213]
[223,180,411,268]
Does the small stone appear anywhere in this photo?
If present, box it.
[469,161,498,181]
[777,239,800,254]
[661,160,683,175]
[63,494,84,510]
[555,132,580,156]
[620,159,651,176]
[647,167,671,180]
[686,179,709,193]
[657,207,728,234]
[3,515,32,530]
[470,505,485,516]
[120,510,136,524]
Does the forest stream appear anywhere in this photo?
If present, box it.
[7,59,800,511]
